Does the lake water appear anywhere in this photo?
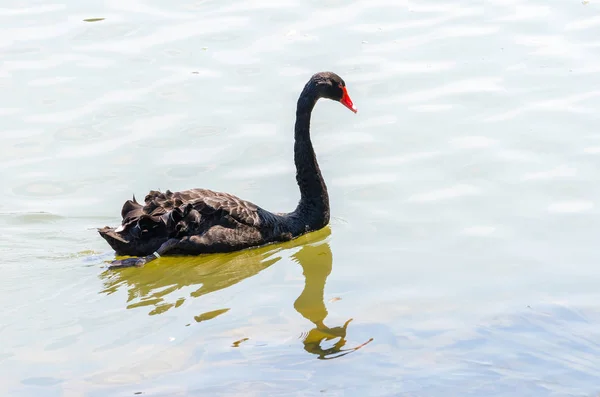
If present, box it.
[2,0,600,395]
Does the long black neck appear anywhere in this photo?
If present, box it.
[292,86,330,230]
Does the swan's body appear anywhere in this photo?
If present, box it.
[99,72,356,268]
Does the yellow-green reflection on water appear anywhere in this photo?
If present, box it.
[291,233,373,359]
[99,227,371,359]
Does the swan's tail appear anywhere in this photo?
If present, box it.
[99,194,203,256]
[98,194,167,256]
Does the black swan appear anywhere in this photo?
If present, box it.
[99,71,357,269]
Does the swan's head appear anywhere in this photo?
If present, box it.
[311,72,357,113]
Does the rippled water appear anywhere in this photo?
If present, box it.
[3,0,600,395]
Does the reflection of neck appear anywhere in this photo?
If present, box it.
[292,242,333,326]
[293,239,373,360]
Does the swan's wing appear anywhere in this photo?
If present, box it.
[143,188,262,228]
[189,189,261,227]
[101,188,264,256]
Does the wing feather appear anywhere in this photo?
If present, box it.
[141,188,261,228]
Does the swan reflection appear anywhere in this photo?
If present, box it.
[100,227,371,359]
[291,236,373,359]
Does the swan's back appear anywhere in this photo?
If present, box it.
[143,188,262,226]
[99,188,274,256]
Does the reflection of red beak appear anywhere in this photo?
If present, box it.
[340,86,357,113]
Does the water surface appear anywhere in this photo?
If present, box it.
[2,0,600,395]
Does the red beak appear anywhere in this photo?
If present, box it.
[340,86,357,113]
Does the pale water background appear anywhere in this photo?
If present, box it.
[2,0,600,396]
